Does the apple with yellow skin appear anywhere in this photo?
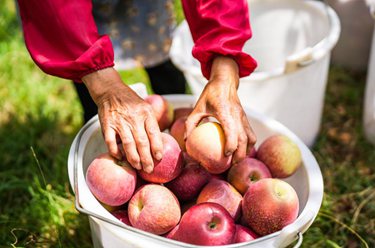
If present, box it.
[186,122,232,174]
[257,135,302,178]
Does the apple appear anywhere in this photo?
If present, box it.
[112,209,131,226]
[169,116,187,150]
[197,179,242,220]
[169,202,236,246]
[227,157,272,195]
[182,151,198,165]
[249,146,257,158]
[173,107,193,123]
[164,224,180,239]
[86,153,137,206]
[128,184,181,235]
[165,162,210,202]
[257,135,302,178]
[145,94,174,131]
[139,133,183,183]
[242,178,299,236]
[233,224,258,243]
[186,122,232,174]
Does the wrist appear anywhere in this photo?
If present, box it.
[82,67,122,104]
[209,56,239,88]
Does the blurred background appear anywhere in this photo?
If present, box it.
[0,0,374,247]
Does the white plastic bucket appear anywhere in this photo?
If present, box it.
[170,0,341,147]
[327,0,374,71]
[68,85,323,248]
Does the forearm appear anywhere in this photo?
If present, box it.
[209,56,240,89]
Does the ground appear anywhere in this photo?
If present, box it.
[0,1,374,247]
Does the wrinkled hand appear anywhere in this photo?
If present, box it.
[82,68,163,173]
[185,56,256,164]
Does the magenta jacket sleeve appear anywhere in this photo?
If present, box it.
[182,0,257,79]
[17,0,114,82]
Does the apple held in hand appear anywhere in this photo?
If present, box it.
[86,153,137,206]
[169,202,236,246]
[145,94,174,131]
[139,133,183,184]
[227,157,272,195]
[128,184,181,235]
[242,178,299,236]
[257,135,302,178]
[186,122,232,174]
[165,161,210,202]
[197,179,243,220]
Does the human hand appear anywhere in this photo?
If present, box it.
[82,68,163,173]
[185,56,256,164]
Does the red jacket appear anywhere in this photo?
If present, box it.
[17,0,257,82]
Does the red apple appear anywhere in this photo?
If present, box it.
[145,94,174,131]
[165,162,210,202]
[227,158,272,195]
[197,179,242,220]
[128,184,181,235]
[249,146,257,158]
[139,133,183,183]
[112,209,131,226]
[242,178,299,236]
[186,122,232,174]
[173,107,193,123]
[169,202,236,246]
[169,116,187,151]
[233,224,258,243]
[257,135,302,178]
[86,153,137,206]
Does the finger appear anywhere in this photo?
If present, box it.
[184,112,208,140]
[218,115,238,157]
[103,126,122,160]
[118,123,141,170]
[145,116,163,161]
[133,123,154,174]
[232,127,248,165]
[242,115,257,155]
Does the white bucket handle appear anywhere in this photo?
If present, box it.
[273,210,315,247]
[251,0,341,77]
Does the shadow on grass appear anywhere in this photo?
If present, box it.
[0,111,93,247]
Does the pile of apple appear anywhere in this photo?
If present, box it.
[86,94,303,246]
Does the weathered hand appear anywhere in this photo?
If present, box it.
[185,56,256,164]
[82,68,163,173]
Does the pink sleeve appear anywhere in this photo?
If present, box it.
[17,0,114,82]
[181,0,257,79]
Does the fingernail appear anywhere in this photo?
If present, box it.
[225,151,232,157]
[155,152,162,161]
[144,165,153,174]
[134,162,142,170]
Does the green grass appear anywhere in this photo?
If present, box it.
[0,0,374,247]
